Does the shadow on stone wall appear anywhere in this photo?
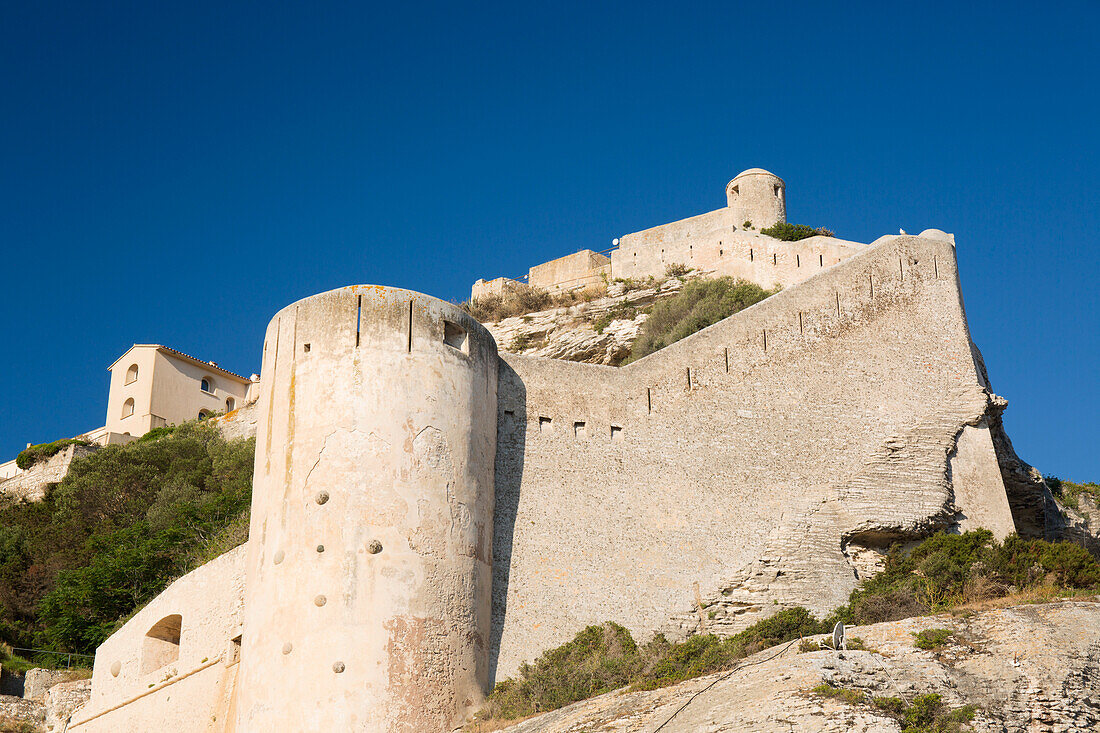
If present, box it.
[489,359,526,687]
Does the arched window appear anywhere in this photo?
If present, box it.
[198,410,211,420]
[200,378,214,394]
[225,397,235,412]
[122,398,135,418]
[125,364,139,384]
[141,614,182,674]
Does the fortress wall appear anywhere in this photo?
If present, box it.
[69,544,246,733]
[237,286,498,732]
[492,235,1012,679]
[612,211,863,289]
[528,249,611,293]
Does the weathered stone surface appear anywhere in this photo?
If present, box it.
[44,679,90,731]
[0,444,95,503]
[499,600,1100,733]
[23,669,83,703]
[0,694,45,730]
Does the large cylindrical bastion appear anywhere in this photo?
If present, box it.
[236,286,498,732]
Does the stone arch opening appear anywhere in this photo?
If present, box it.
[141,614,182,674]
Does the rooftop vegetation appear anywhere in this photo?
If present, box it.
[759,222,835,241]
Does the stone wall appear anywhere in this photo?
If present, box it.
[611,207,864,290]
[210,399,259,442]
[45,679,90,732]
[528,249,611,293]
[68,545,246,733]
[0,444,95,503]
[491,233,1014,680]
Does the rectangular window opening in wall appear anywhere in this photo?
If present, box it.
[819,254,824,267]
[443,321,468,352]
[539,416,552,433]
[610,425,623,442]
[719,249,723,256]
[229,635,242,665]
[574,421,586,438]
[796,254,800,267]
[773,253,777,265]
[303,343,310,353]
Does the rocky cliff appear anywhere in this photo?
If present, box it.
[494,599,1100,732]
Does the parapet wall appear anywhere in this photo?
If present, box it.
[69,544,246,733]
[491,233,1013,679]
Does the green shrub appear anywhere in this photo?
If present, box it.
[812,683,866,704]
[913,628,954,650]
[481,622,640,719]
[482,606,832,721]
[15,439,92,470]
[625,277,776,363]
[759,222,832,241]
[0,421,254,653]
[836,530,1100,627]
[664,263,692,278]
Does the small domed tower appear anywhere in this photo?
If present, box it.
[236,286,498,732]
[725,168,786,229]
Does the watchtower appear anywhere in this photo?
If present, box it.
[236,286,498,731]
[725,168,786,229]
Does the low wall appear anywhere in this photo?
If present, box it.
[472,276,527,301]
[0,444,95,502]
[69,545,246,733]
[528,249,610,293]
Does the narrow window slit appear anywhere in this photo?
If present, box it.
[724,347,729,373]
[819,254,823,267]
[646,388,652,414]
[407,301,413,352]
[835,292,841,317]
[763,329,768,351]
[799,312,804,334]
[355,295,362,347]
[610,425,623,443]
[869,274,874,298]
[686,367,692,390]
[573,421,586,438]
[933,256,939,278]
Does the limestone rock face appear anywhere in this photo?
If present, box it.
[498,600,1100,733]
[482,278,687,365]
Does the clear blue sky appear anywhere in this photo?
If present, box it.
[1,1,1097,480]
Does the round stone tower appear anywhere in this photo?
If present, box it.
[725,168,786,229]
[236,286,498,732]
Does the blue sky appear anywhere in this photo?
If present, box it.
[1,1,1097,480]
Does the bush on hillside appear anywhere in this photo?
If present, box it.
[0,421,254,653]
[15,439,93,470]
[1047,476,1100,511]
[759,222,835,241]
[480,606,831,720]
[625,277,776,363]
[841,530,1100,624]
[463,284,608,324]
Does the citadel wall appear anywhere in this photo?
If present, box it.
[66,233,1021,731]
[490,232,1013,679]
[68,545,246,733]
[236,287,498,732]
[0,443,95,502]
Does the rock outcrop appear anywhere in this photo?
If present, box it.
[481,278,688,365]
[496,599,1100,732]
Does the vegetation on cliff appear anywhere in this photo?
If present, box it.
[15,438,92,470]
[477,530,1100,725]
[625,277,777,362]
[0,422,253,655]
